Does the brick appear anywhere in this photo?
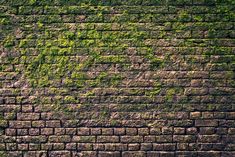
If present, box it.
[41,128,53,135]
[174,128,185,134]
[97,136,119,143]
[46,121,61,127]
[150,128,161,135]
[104,144,116,151]
[138,128,149,135]
[114,128,125,135]
[17,129,28,135]
[190,112,201,119]
[23,151,47,157]
[126,128,137,135]
[18,144,28,151]
[65,128,76,135]
[29,128,40,135]
[102,128,113,135]
[195,120,218,127]
[48,135,71,143]
[72,136,95,143]
[48,151,70,157]
[17,113,40,120]
[55,128,65,135]
[53,143,65,150]
[198,135,220,143]
[156,135,172,143]
[32,121,45,128]
[199,127,215,135]
[128,144,140,151]
[147,152,160,157]
[29,144,40,151]
[98,151,120,157]
[76,151,97,157]
[41,143,53,150]
[0,144,5,151]
[173,135,196,143]
[122,151,145,157]
[144,136,156,143]
[5,129,16,136]
[93,144,105,151]
[9,121,31,128]
[186,127,198,134]
[77,128,90,135]
[21,105,33,112]
[65,143,76,150]
[120,136,143,143]
[140,143,152,151]
[91,128,101,135]
[115,144,128,151]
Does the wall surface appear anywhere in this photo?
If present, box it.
[0,0,235,156]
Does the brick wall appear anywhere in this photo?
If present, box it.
[0,0,235,156]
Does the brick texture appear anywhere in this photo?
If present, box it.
[0,0,235,156]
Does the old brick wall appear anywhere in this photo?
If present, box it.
[0,0,235,156]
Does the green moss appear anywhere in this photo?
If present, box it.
[2,35,15,48]
[0,119,7,128]
[83,90,95,97]
[1,3,168,112]
[29,0,37,5]
[0,17,10,25]
[19,39,28,48]
[145,82,162,98]
[97,56,127,63]
[0,151,7,157]
[36,21,43,29]
[64,96,77,103]
[165,87,183,102]
[166,88,176,102]
[178,10,191,22]
[99,108,110,119]
[110,119,119,126]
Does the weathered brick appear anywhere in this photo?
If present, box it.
[48,151,70,157]
[173,135,196,143]
[46,121,61,128]
[120,136,143,143]
[98,151,120,157]
[41,128,53,135]
[9,121,31,128]
[17,129,28,135]
[140,143,152,151]
[48,135,71,143]
[29,128,40,135]
[77,128,90,135]
[72,136,95,143]
[114,128,125,135]
[65,128,76,135]
[126,128,137,135]
[97,136,119,143]
[18,144,28,151]
[195,120,218,127]
[53,143,65,150]
[17,113,40,120]
[5,129,16,136]
[198,135,220,143]
[122,151,145,157]
[128,144,140,151]
[91,128,102,135]
[102,128,113,135]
